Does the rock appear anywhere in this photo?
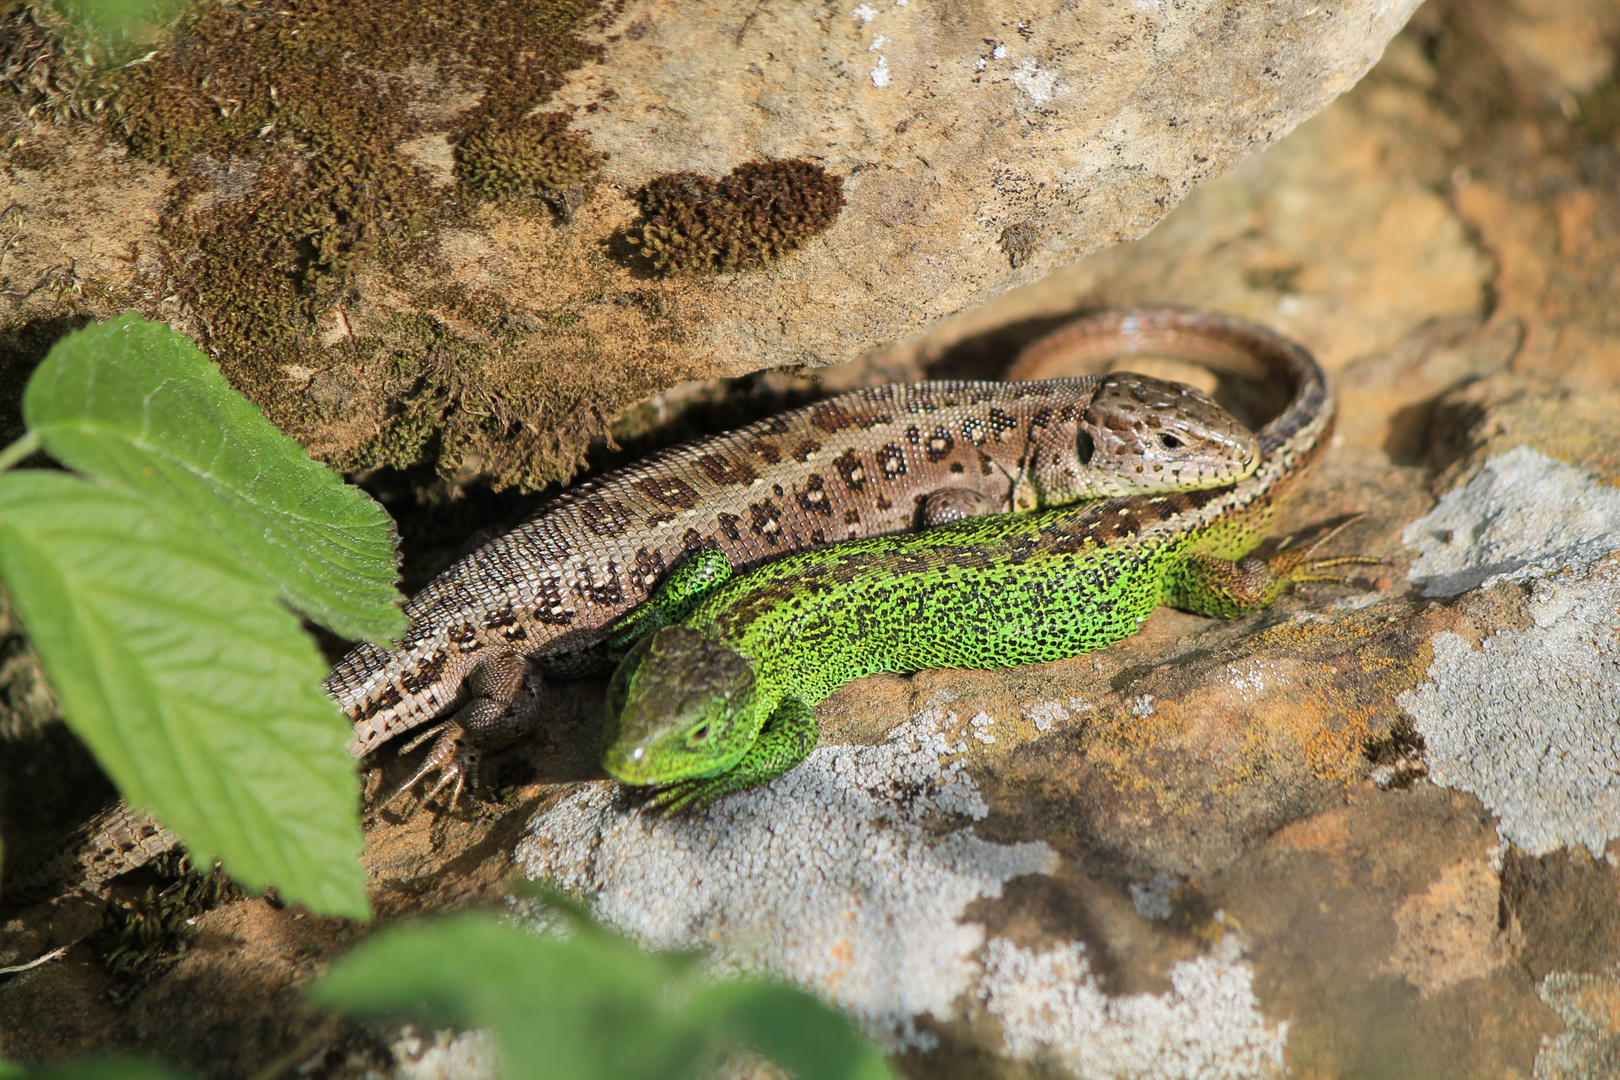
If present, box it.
[0,0,1420,490]
[8,2,1620,1077]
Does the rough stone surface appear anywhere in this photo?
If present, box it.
[0,0,1420,491]
[520,697,1058,1048]
[8,1,1620,1077]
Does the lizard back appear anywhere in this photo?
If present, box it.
[330,374,1258,754]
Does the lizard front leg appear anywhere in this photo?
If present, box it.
[1169,516,1383,619]
[605,547,735,657]
[645,696,818,815]
[389,650,545,809]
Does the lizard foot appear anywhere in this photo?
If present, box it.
[1266,513,1388,586]
[388,721,480,813]
[384,668,546,815]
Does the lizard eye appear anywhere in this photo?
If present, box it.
[690,723,711,742]
[1158,433,1183,450]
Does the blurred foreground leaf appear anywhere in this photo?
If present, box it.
[30,1060,194,1080]
[0,471,368,918]
[25,314,402,643]
[311,911,891,1080]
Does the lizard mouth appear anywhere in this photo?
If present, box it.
[602,740,657,785]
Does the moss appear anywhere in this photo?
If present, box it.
[91,851,244,1003]
[454,111,604,206]
[0,0,612,487]
[620,158,845,276]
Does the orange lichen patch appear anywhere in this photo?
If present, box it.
[1382,857,1523,998]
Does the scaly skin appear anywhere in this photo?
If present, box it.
[6,316,1262,904]
[328,361,1259,804]
[603,310,1377,811]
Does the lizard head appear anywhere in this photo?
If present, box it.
[602,626,762,786]
[1045,373,1260,501]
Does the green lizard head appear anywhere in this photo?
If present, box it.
[603,626,763,786]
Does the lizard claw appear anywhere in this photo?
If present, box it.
[1267,513,1387,585]
[381,669,545,815]
[386,722,479,814]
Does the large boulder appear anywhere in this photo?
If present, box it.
[0,0,1419,489]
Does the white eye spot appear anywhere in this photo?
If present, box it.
[630,747,645,761]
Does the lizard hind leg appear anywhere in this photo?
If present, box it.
[386,653,545,812]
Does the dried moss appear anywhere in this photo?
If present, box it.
[454,111,604,206]
[621,159,845,276]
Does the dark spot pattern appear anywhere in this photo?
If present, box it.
[482,606,518,630]
[877,443,907,478]
[581,499,635,537]
[580,562,626,607]
[534,578,575,625]
[634,547,667,593]
[697,453,758,486]
[401,651,449,694]
[810,403,856,433]
[796,474,833,516]
[792,438,822,462]
[633,475,701,509]
[833,449,866,491]
[749,500,785,544]
[925,428,954,462]
[988,407,1019,440]
[748,439,783,464]
[718,513,743,541]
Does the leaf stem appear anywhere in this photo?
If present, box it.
[0,431,41,473]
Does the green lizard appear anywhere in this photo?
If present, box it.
[601,309,1379,811]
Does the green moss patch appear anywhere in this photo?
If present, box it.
[454,111,604,208]
[619,159,846,276]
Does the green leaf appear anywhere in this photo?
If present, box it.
[31,1059,196,1080]
[312,914,697,1080]
[688,980,893,1080]
[0,471,368,919]
[312,912,891,1080]
[24,314,403,644]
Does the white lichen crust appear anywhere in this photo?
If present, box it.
[1400,447,1620,856]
